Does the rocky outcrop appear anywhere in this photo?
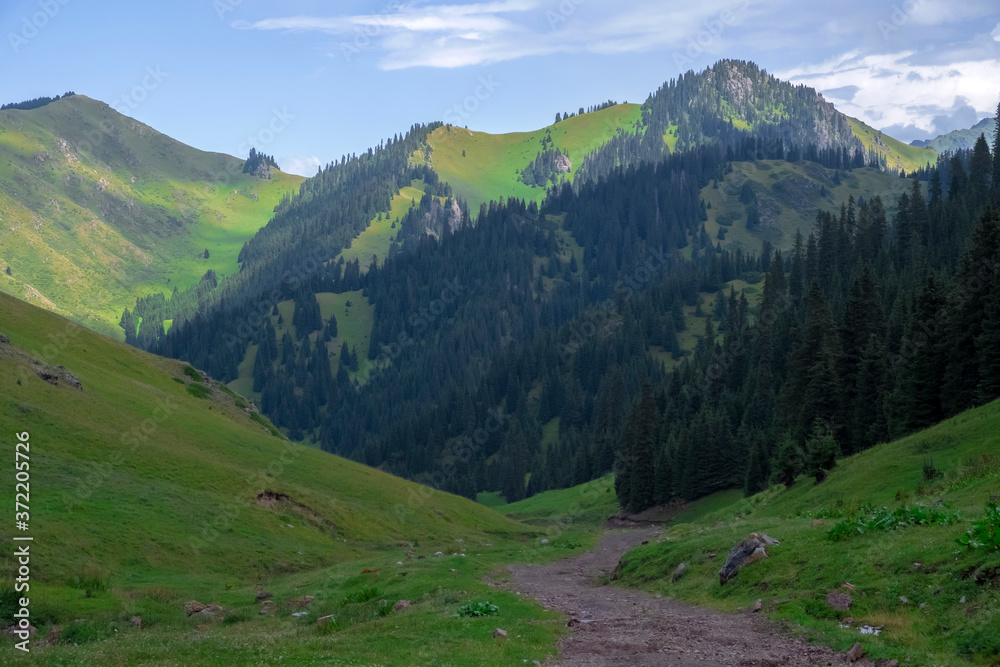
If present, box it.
[826,591,852,611]
[184,600,223,617]
[718,533,780,584]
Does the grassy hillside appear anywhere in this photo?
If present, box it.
[612,400,1000,666]
[0,95,303,336]
[0,292,578,665]
[498,475,619,532]
[847,116,938,174]
[702,160,910,253]
[336,181,425,272]
[420,104,642,213]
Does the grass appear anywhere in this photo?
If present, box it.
[0,95,303,337]
[612,399,1000,666]
[0,291,590,665]
[336,181,432,272]
[499,475,619,536]
[701,160,910,253]
[422,104,642,213]
[847,116,939,175]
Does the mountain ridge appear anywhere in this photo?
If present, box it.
[911,116,998,153]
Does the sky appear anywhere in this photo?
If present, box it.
[2,0,999,176]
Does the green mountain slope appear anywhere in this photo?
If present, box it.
[418,103,642,213]
[610,399,1000,666]
[0,290,523,583]
[846,116,938,174]
[702,161,911,252]
[0,292,580,664]
[0,95,304,336]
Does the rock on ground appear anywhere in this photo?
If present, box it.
[718,532,780,584]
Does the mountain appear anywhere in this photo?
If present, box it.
[0,94,304,336]
[110,60,974,507]
[0,291,568,665]
[911,117,998,153]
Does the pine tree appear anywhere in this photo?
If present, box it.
[627,382,658,513]
[976,276,1000,403]
[942,208,1000,414]
[744,440,767,496]
[789,231,805,301]
[771,432,804,487]
[969,134,993,209]
[898,275,947,432]
[804,418,839,483]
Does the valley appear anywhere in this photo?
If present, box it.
[2,52,1000,666]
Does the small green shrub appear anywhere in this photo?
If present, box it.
[250,412,281,436]
[803,598,840,620]
[171,377,184,384]
[186,383,211,399]
[222,609,252,624]
[716,211,740,227]
[183,365,201,381]
[828,504,962,541]
[342,586,382,605]
[957,503,1000,552]
[59,621,113,645]
[0,586,19,625]
[456,601,499,617]
[68,573,108,598]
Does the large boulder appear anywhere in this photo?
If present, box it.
[718,533,780,585]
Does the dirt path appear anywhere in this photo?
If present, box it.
[507,528,876,667]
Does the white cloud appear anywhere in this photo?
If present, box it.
[992,22,1000,41]
[776,51,1000,141]
[238,0,758,70]
[280,155,323,177]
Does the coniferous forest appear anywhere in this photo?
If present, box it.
[120,62,1000,514]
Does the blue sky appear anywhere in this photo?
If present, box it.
[3,0,999,176]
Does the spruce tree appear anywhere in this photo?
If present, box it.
[969,134,993,209]
[771,432,804,487]
[627,382,658,513]
[744,440,767,496]
[804,418,839,483]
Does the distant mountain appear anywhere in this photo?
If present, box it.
[0,95,303,335]
[910,117,997,153]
